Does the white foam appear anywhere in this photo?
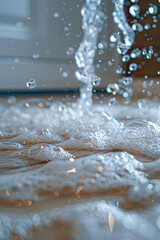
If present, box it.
[0,99,160,239]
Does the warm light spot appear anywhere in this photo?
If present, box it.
[97,166,104,172]
[14,58,19,63]
[38,102,44,108]
[25,102,30,108]
[41,129,45,135]
[26,201,32,206]
[119,184,123,190]
[40,145,44,149]
[75,186,83,198]
[54,191,60,197]
[15,201,22,207]
[76,186,83,194]
[6,191,10,196]
[67,168,76,173]
[108,212,114,233]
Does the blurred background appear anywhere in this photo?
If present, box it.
[0,0,159,97]
[0,0,120,94]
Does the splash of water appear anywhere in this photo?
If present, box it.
[75,0,104,107]
[112,0,135,54]
[75,0,136,104]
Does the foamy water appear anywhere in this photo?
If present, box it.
[0,97,160,239]
[1,0,160,239]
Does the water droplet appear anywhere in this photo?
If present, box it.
[32,53,40,59]
[110,33,118,43]
[149,79,154,87]
[131,0,139,2]
[92,75,101,86]
[148,5,158,15]
[132,23,143,32]
[115,66,123,74]
[142,48,147,55]
[26,79,36,89]
[147,184,153,190]
[149,46,154,54]
[152,24,157,29]
[64,26,69,32]
[106,83,119,95]
[122,54,130,62]
[54,12,59,18]
[98,41,107,49]
[130,48,141,58]
[144,23,150,30]
[129,4,140,18]
[143,81,148,89]
[66,47,75,56]
[129,63,138,71]
[123,87,133,98]
[118,77,133,86]
[117,42,129,55]
[108,97,117,106]
[108,60,113,67]
[62,72,70,78]
[146,53,152,59]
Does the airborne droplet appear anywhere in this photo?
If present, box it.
[107,83,119,95]
[117,42,129,55]
[129,4,140,18]
[129,63,138,71]
[26,79,36,89]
